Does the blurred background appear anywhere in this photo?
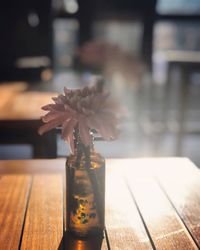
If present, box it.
[0,0,200,166]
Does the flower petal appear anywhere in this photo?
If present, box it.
[61,119,77,153]
[64,87,71,95]
[87,112,119,140]
[61,118,77,142]
[38,115,67,135]
[68,133,75,154]
[98,112,119,138]
[79,118,92,146]
[42,104,65,112]
[42,111,70,123]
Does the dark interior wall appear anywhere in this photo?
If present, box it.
[0,0,157,80]
[0,0,53,80]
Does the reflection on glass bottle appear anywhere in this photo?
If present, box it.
[64,231,104,250]
[66,150,105,237]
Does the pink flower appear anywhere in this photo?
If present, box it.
[38,83,120,153]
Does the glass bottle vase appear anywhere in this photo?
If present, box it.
[66,150,105,237]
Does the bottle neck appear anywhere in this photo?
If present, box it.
[73,127,94,156]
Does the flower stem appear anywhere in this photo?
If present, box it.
[82,145,104,230]
[73,127,104,231]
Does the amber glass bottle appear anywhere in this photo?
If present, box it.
[66,149,105,237]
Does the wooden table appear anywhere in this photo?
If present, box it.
[0,158,200,249]
[162,50,200,155]
[0,82,57,158]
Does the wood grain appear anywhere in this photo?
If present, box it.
[0,175,31,250]
[123,159,198,250]
[63,232,108,250]
[20,175,63,250]
[105,160,153,249]
[152,158,200,248]
[0,158,200,250]
[0,159,65,175]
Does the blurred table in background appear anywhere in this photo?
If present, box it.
[163,50,200,155]
[0,82,57,158]
[0,158,200,249]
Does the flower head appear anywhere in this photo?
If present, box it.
[38,82,120,153]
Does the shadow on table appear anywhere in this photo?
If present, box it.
[58,231,104,250]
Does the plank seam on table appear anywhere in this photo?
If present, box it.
[155,176,200,249]
[126,180,157,250]
[62,174,66,250]
[104,229,111,250]
[18,176,33,250]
